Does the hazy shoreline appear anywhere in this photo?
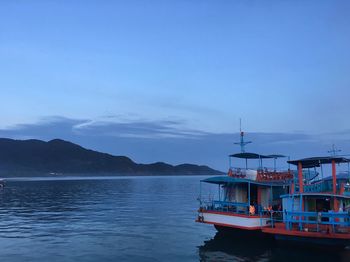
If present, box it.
[3,174,216,182]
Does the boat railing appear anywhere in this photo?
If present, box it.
[227,167,293,182]
[265,210,350,234]
[227,167,257,179]
[229,166,290,173]
[303,181,348,194]
[303,181,327,193]
[256,169,293,182]
[200,200,251,216]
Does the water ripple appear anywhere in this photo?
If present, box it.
[0,176,349,262]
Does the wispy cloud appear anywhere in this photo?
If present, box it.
[0,116,210,140]
[70,116,210,139]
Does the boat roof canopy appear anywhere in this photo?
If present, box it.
[267,154,287,159]
[288,156,350,168]
[201,176,289,186]
[229,152,286,159]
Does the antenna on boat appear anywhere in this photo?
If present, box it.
[234,118,251,153]
[328,144,341,156]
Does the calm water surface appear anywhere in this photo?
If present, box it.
[0,176,349,262]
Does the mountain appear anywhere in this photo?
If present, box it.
[0,138,223,177]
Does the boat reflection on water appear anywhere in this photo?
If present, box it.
[198,231,350,262]
[198,231,273,262]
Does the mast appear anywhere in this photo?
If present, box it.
[234,119,252,153]
[328,144,341,156]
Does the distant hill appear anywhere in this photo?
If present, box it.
[0,138,223,177]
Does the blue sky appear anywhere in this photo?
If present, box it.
[1,1,350,170]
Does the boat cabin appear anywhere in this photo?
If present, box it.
[262,156,350,245]
[201,153,293,215]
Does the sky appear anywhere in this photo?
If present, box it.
[0,0,350,171]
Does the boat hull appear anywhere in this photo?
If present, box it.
[262,224,350,248]
[274,234,350,248]
[199,210,270,231]
[214,225,271,238]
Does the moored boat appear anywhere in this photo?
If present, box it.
[197,131,293,235]
[261,156,350,247]
[197,130,350,247]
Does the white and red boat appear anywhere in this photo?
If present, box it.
[197,131,293,234]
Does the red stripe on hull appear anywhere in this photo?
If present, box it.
[262,227,350,240]
[198,220,262,231]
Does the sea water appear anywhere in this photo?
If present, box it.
[0,176,349,262]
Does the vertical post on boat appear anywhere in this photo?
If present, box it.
[288,156,290,170]
[298,162,303,193]
[270,185,273,226]
[291,193,295,212]
[245,158,248,169]
[274,157,277,172]
[314,167,317,180]
[269,185,274,225]
[320,161,324,180]
[218,184,221,202]
[270,185,273,206]
[332,160,338,211]
[199,181,202,204]
[297,161,304,230]
[332,160,337,194]
[248,182,251,215]
[299,195,303,230]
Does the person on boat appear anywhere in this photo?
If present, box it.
[267,205,273,212]
[266,204,273,216]
[249,204,256,215]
